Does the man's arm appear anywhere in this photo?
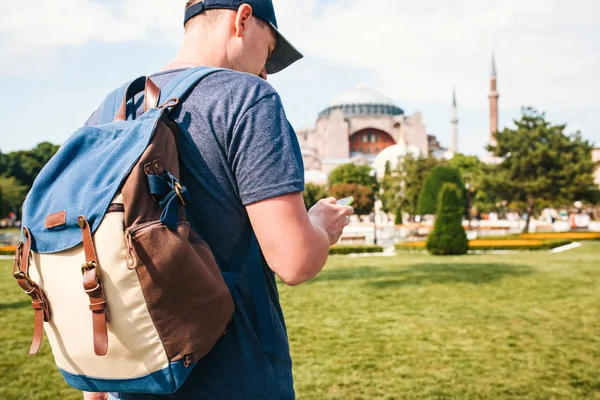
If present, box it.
[247,193,353,286]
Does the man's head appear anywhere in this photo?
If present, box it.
[182,0,302,79]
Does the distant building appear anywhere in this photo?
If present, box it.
[296,84,448,183]
[297,54,596,185]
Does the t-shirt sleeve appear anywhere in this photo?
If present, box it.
[230,93,305,205]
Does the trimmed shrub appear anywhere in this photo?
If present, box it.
[329,245,384,255]
[426,183,469,255]
[394,207,403,225]
[417,166,464,215]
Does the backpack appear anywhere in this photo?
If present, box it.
[13,67,279,394]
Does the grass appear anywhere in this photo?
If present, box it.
[280,243,600,399]
[1,244,599,399]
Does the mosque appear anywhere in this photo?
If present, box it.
[297,55,501,184]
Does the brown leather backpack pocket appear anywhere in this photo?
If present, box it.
[125,221,234,364]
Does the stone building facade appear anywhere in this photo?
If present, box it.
[296,85,441,179]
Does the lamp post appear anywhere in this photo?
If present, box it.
[369,169,378,245]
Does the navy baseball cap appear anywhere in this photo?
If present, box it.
[184,0,303,74]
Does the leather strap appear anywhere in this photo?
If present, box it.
[78,216,109,356]
[13,227,51,355]
[144,78,160,112]
[115,77,160,121]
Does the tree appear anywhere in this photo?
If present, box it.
[302,183,328,210]
[328,163,374,188]
[1,142,60,187]
[380,161,401,218]
[448,154,498,216]
[396,154,440,216]
[487,107,599,233]
[417,165,464,215]
[329,183,373,216]
[0,176,28,217]
[426,183,469,256]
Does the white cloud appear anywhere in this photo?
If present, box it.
[1,0,598,112]
[0,0,183,74]
[273,0,600,110]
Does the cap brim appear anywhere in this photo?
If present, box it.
[265,23,303,74]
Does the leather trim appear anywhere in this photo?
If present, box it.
[144,78,160,112]
[106,203,125,214]
[13,227,51,355]
[79,216,109,356]
[115,76,159,121]
[45,210,67,229]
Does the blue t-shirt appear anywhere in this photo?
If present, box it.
[87,68,305,399]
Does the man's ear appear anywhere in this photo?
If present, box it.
[234,3,253,37]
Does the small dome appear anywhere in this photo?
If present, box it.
[372,144,421,178]
[319,84,404,119]
[304,169,328,185]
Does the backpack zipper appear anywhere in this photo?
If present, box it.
[123,220,191,269]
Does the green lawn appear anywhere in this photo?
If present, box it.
[2,244,599,399]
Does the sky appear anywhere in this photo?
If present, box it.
[0,0,598,157]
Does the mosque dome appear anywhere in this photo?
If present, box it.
[372,144,421,178]
[319,84,404,119]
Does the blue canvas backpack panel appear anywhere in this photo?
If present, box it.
[12,67,248,394]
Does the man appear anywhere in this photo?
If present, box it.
[84,0,354,399]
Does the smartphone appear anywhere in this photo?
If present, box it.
[336,196,354,206]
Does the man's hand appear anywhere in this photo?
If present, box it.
[307,197,354,245]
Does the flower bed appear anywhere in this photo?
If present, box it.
[0,246,16,256]
[396,239,573,251]
[520,232,600,240]
[330,245,384,255]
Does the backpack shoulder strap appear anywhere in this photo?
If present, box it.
[161,66,282,354]
[157,66,223,106]
[98,76,147,125]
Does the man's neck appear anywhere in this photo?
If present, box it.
[164,31,230,72]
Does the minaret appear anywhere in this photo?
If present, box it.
[489,52,499,146]
[451,87,458,154]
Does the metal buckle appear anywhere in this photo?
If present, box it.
[81,261,97,274]
[158,97,180,110]
[174,182,186,206]
[82,261,102,283]
[13,270,36,288]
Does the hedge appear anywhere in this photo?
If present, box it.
[468,232,600,241]
[468,240,572,251]
[396,239,573,251]
[0,246,15,256]
[329,245,384,255]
